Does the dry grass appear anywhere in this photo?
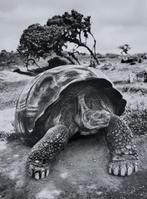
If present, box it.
[101,59,147,137]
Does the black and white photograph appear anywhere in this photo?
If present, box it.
[0,0,147,198]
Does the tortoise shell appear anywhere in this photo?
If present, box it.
[15,65,126,134]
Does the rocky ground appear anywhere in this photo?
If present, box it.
[0,59,147,199]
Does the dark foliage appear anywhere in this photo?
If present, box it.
[18,10,99,69]
[118,44,131,55]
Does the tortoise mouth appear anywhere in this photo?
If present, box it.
[82,110,111,130]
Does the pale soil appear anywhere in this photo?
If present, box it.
[0,61,147,199]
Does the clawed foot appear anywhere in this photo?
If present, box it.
[27,160,50,180]
[109,159,139,176]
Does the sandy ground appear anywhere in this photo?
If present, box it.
[0,62,147,199]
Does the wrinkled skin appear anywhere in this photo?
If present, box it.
[26,86,139,180]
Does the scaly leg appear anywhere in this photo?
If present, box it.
[26,124,69,179]
[106,115,139,176]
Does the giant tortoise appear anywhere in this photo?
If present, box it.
[15,65,139,180]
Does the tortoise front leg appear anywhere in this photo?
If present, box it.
[106,115,139,176]
[26,124,69,180]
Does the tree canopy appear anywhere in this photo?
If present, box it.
[118,44,131,55]
[18,10,99,68]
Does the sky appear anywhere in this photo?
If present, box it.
[0,0,147,54]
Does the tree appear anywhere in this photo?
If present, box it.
[18,23,65,69]
[18,10,99,70]
[118,44,131,55]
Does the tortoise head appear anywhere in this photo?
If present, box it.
[77,94,111,130]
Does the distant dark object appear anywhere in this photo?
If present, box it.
[13,67,53,76]
[14,65,59,76]
[136,70,147,82]
[143,54,147,59]
[105,53,119,59]
[144,72,147,82]
[121,59,125,63]
[47,56,70,69]
[121,57,142,65]
[121,58,137,64]
[130,62,136,65]
[13,68,35,76]
[137,53,147,60]
[138,58,142,63]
